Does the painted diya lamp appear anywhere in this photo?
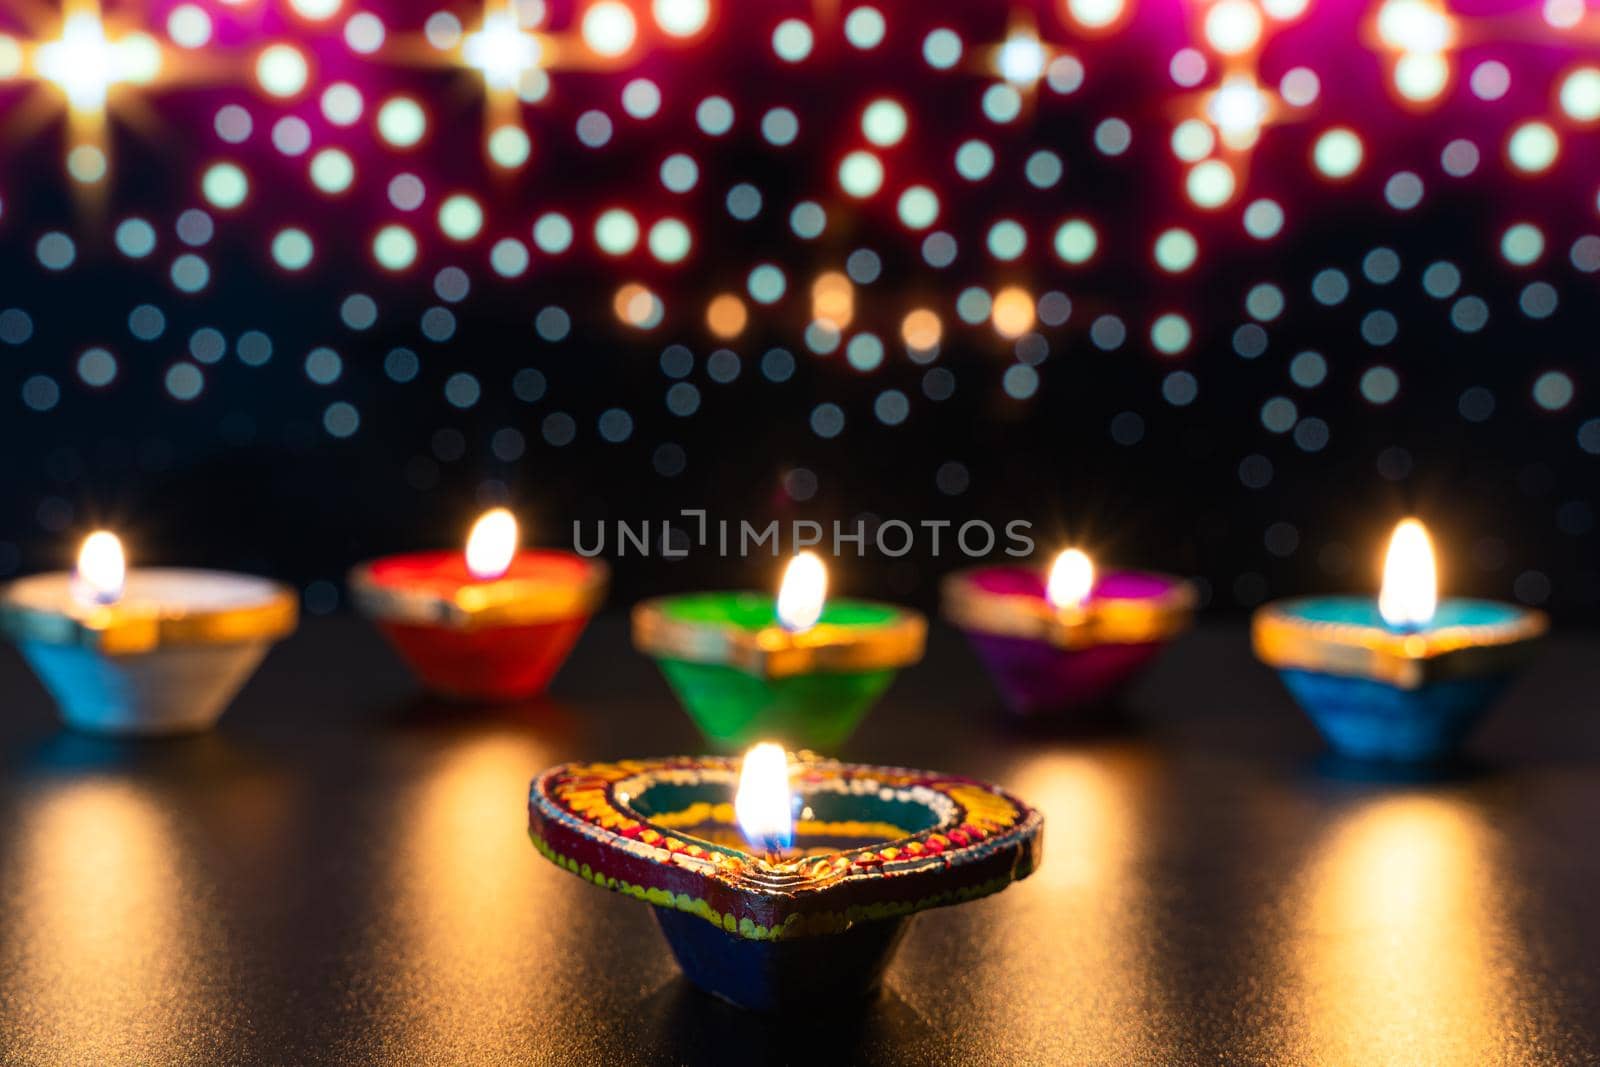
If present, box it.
[1253,518,1547,764]
[528,743,1043,1011]
[0,530,298,735]
[942,549,1196,720]
[349,508,607,702]
[631,552,926,751]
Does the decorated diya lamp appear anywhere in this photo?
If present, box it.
[1253,518,1548,764]
[631,552,926,751]
[349,508,607,702]
[527,743,1043,1011]
[0,530,298,735]
[942,549,1196,720]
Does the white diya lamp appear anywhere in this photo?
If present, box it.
[0,530,298,735]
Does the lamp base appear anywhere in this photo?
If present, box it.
[377,616,591,703]
[652,908,911,1013]
[653,659,895,751]
[1277,668,1511,763]
[17,639,272,735]
[963,632,1163,720]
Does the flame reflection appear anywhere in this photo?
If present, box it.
[0,780,207,1061]
[952,749,1174,1059]
[1290,795,1543,1063]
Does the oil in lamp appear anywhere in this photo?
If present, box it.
[942,548,1196,721]
[631,552,926,750]
[0,530,297,734]
[527,743,1043,1011]
[1253,518,1547,763]
[348,508,607,702]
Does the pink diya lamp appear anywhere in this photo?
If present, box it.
[349,508,607,702]
[942,548,1196,721]
[0,530,298,735]
[528,742,1042,1011]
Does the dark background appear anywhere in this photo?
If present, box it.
[1,0,1594,617]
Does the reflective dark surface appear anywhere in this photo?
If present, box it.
[0,617,1597,1065]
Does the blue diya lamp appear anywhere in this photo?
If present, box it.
[527,744,1042,1012]
[1253,519,1547,764]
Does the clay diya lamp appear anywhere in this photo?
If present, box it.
[942,549,1196,720]
[631,552,926,751]
[527,742,1043,1011]
[349,508,607,702]
[0,530,297,735]
[1253,518,1547,763]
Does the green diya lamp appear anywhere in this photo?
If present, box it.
[527,743,1043,1011]
[631,553,926,751]
[1253,518,1547,764]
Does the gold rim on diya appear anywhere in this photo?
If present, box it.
[630,597,927,679]
[940,567,1196,650]
[1251,597,1549,690]
[347,558,610,631]
[0,569,299,656]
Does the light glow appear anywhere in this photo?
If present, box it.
[997,35,1047,84]
[465,507,518,580]
[734,743,794,855]
[36,13,160,111]
[464,10,542,89]
[1379,518,1438,629]
[776,551,827,632]
[74,530,126,606]
[1208,77,1268,148]
[1046,548,1096,609]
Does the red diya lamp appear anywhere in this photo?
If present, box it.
[349,508,607,702]
[943,549,1197,721]
[527,743,1043,1012]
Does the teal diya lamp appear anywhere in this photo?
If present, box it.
[1253,519,1547,764]
[631,553,926,751]
[527,743,1043,1011]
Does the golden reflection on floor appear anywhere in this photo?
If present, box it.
[962,746,1176,1062]
[0,779,209,1065]
[342,727,585,1061]
[1288,794,1546,1065]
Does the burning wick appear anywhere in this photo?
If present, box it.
[1045,547,1096,611]
[1378,518,1438,632]
[465,507,518,581]
[775,551,827,633]
[734,742,794,863]
[73,530,126,607]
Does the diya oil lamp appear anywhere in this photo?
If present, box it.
[527,743,1043,1011]
[942,549,1197,720]
[1253,518,1548,763]
[349,508,607,702]
[631,552,926,751]
[0,530,298,735]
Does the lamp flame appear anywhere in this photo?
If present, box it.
[74,530,125,606]
[776,551,827,632]
[465,507,518,580]
[734,742,794,855]
[1379,518,1437,629]
[1046,548,1096,609]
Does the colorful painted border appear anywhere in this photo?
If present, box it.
[1252,596,1548,689]
[631,596,926,679]
[941,566,1195,649]
[0,569,298,655]
[348,550,608,631]
[528,756,1042,941]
